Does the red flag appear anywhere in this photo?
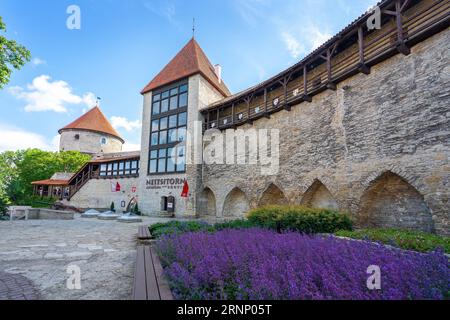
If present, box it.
[116,182,121,192]
[181,180,189,198]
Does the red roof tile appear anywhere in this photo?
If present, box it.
[141,38,231,97]
[32,179,70,186]
[58,106,123,142]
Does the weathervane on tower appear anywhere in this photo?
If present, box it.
[192,18,196,39]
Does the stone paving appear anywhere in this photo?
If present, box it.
[0,272,39,300]
[0,214,173,300]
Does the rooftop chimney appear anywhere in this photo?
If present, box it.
[214,64,222,84]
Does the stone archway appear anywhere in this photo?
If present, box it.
[358,171,434,233]
[258,183,288,207]
[301,180,339,210]
[197,187,217,217]
[222,188,251,218]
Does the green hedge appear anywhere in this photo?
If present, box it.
[335,229,450,254]
[247,205,353,234]
[149,220,257,239]
[149,221,213,238]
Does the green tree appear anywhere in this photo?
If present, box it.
[0,149,90,205]
[0,16,31,89]
[0,151,22,213]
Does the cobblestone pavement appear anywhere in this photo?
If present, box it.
[0,272,39,300]
[0,215,173,300]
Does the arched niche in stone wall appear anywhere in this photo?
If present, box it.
[258,183,288,207]
[222,188,251,218]
[301,180,339,211]
[197,187,217,217]
[358,171,434,233]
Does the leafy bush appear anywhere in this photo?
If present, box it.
[150,221,213,239]
[335,229,450,254]
[247,205,353,234]
[157,229,449,300]
[18,195,57,208]
[213,219,257,231]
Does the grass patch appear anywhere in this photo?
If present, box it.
[335,228,450,254]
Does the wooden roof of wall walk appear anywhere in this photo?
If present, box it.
[202,0,448,116]
[31,179,70,186]
[141,38,231,97]
[58,106,124,143]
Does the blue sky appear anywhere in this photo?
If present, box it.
[0,0,377,152]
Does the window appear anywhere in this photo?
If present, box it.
[101,137,107,145]
[98,160,139,178]
[149,81,188,174]
[100,164,107,177]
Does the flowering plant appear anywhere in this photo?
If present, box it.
[157,229,449,300]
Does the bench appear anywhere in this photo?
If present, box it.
[137,226,152,241]
[132,245,173,300]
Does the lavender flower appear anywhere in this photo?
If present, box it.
[156,229,449,300]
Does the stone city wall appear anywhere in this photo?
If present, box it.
[200,29,450,235]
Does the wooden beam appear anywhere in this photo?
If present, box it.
[216,108,220,127]
[302,64,312,102]
[395,0,410,55]
[245,97,251,123]
[358,27,371,75]
[282,74,292,111]
[231,103,235,126]
[326,48,337,91]
[264,88,270,118]
[400,0,411,12]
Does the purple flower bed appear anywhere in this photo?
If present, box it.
[156,229,449,300]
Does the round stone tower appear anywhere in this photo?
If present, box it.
[58,106,124,155]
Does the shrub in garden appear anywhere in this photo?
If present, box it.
[149,221,213,238]
[336,229,450,254]
[213,219,257,231]
[157,229,449,300]
[149,220,259,239]
[247,205,353,234]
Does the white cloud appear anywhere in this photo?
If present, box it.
[144,1,179,27]
[279,24,332,60]
[233,0,271,26]
[110,116,141,132]
[0,124,58,152]
[305,25,332,51]
[122,142,141,152]
[281,32,305,59]
[32,57,46,66]
[9,75,96,113]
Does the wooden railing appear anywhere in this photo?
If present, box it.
[68,166,92,199]
[204,0,450,132]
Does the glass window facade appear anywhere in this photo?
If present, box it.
[99,159,139,177]
[149,81,188,174]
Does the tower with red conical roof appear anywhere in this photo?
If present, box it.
[58,106,124,155]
